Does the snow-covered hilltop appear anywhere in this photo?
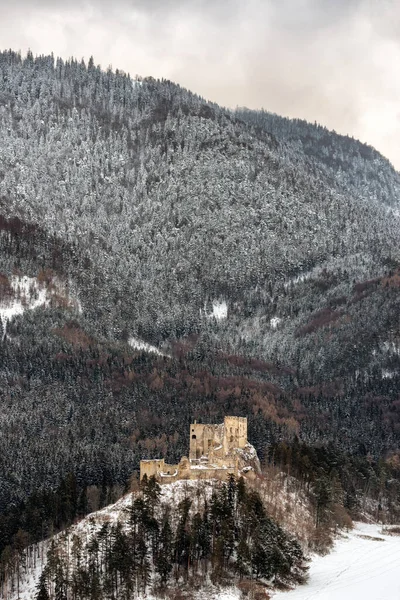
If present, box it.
[4,478,307,600]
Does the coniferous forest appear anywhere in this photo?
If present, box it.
[30,476,306,599]
[0,49,400,597]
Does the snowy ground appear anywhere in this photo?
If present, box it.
[11,488,400,600]
[9,481,223,599]
[128,335,168,356]
[273,523,400,600]
[0,274,80,333]
[211,300,228,320]
[201,299,228,320]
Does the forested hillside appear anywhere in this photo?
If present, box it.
[3,477,308,600]
[1,50,399,345]
[236,107,400,208]
[1,50,400,573]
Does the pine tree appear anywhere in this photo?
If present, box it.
[154,512,173,585]
[174,497,192,580]
[35,571,50,600]
[142,475,161,516]
[235,535,251,578]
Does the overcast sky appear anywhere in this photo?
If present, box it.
[1,0,399,169]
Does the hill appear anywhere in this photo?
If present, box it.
[0,50,400,557]
[2,477,308,600]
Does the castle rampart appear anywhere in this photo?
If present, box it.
[140,416,259,483]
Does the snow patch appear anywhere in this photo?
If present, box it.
[159,470,178,477]
[0,275,80,333]
[200,299,228,321]
[270,316,282,329]
[388,207,400,218]
[211,300,228,320]
[128,336,165,356]
[382,369,397,379]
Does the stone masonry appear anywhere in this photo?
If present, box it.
[140,416,260,483]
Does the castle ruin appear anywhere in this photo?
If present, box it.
[140,416,260,483]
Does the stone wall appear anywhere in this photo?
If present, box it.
[139,416,253,483]
[140,459,165,480]
[140,458,245,484]
[187,466,238,481]
[189,416,247,460]
[189,422,224,460]
[223,416,247,454]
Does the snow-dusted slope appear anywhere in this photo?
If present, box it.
[7,480,239,600]
[273,523,400,600]
[0,274,80,332]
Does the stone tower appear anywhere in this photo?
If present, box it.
[222,416,247,454]
[189,421,224,460]
[189,416,247,460]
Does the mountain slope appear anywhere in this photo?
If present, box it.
[0,51,399,346]
[0,50,400,519]
[236,107,400,208]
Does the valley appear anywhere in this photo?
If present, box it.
[273,523,400,600]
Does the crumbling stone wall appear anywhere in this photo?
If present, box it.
[139,416,255,483]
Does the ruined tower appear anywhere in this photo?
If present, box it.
[140,416,256,483]
[222,416,247,454]
[189,416,247,460]
[189,421,224,460]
